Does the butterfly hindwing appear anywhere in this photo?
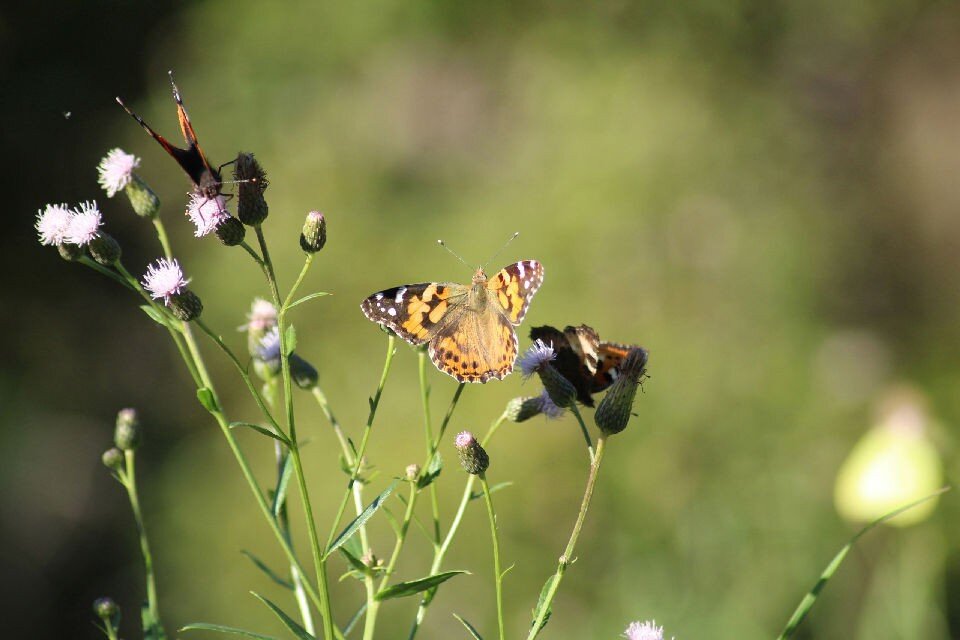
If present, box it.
[487,260,544,325]
[529,324,601,406]
[429,306,517,383]
[592,342,636,392]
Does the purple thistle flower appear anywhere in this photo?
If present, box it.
[186,189,230,237]
[241,298,278,332]
[519,339,556,378]
[536,389,565,419]
[97,148,140,197]
[66,201,103,246]
[35,203,73,246]
[623,620,672,640]
[257,327,282,362]
[141,258,189,304]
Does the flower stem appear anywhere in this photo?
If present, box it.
[480,474,506,640]
[526,436,608,639]
[151,218,173,259]
[569,403,595,463]
[418,352,443,543]
[122,449,165,639]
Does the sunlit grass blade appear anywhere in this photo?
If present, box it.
[374,570,468,601]
[240,550,294,590]
[251,592,316,640]
[452,613,484,639]
[285,292,330,312]
[324,480,397,559]
[180,622,281,639]
[776,486,950,640]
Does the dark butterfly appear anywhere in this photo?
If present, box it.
[529,324,645,406]
[116,71,222,199]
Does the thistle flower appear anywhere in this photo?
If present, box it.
[35,203,73,246]
[186,189,230,237]
[65,201,103,246]
[215,216,246,246]
[97,148,140,197]
[455,431,489,475]
[623,620,672,640]
[243,298,279,333]
[88,233,121,266]
[142,258,189,304]
[519,340,577,408]
[505,389,565,422]
[258,327,282,363]
[595,348,648,436]
[519,339,556,378]
[169,290,204,322]
[537,389,565,418]
[234,152,269,225]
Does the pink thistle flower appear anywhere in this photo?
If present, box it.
[455,431,476,449]
[141,258,189,304]
[66,201,103,246]
[35,203,73,246]
[241,298,278,332]
[97,148,140,197]
[623,620,672,640]
[186,189,230,237]
[519,339,555,378]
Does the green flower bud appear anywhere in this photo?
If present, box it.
[101,447,124,470]
[89,232,121,266]
[505,396,545,423]
[92,597,120,625]
[538,363,577,409]
[58,243,85,261]
[289,354,319,390]
[300,210,327,253]
[455,431,489,475]
[234,152,269,225]
[594,348,648,436]
[215,216,246,246]
[169,290,203,322]
[114,408,140,451]
[124,174,161,218]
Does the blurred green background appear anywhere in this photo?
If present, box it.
[5,1,960,638]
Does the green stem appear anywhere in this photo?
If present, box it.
[480,475,505,640]
[569,403,595,463]
[103,620,119,640]
[78,256,135,290]
[418,352,443,544]
[240,240,266,268]
[123,450,165,638]
[152,218,173,259]
[312,386,353,465]
[526,437,608,640]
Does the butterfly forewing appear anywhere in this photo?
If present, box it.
[486,260,544,325]
[361,283,466,346]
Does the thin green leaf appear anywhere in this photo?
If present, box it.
[285,292,330,311]
[417,454,443,489]
[470,481,513,501]
[272,454,294,519]
[180,623,280,640]
[530,576,556,636]
[777,486,950,640]
[325,481,397,559]
[339,546,372,578]
[250,592,316,640]
[284,325,297,355]
[230,421,290,445]
[197,388,219,413]
[140,304,173,329]
[240,550,294,590]
[342,531,364,560]
[343,602,367,637]
[375,570,468,601]
[452,613,484,639]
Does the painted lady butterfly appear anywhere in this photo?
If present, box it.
[529,324,645,406]
[361,261,544,383]
[116,71,222,199]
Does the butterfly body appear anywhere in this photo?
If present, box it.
[116,72,221,198]
[362,261,544,383]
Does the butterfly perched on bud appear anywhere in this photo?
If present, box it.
[116,71,222,199]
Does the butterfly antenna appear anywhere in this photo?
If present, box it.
[483,231,520,269]
[168,70,184,106]
[437,239,471,269]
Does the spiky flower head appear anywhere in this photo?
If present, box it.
[623,620,672,640]
[519,339,577,407]
[97,148,140,197]
[36,203,73,246]
[519,339,555,378]
[114,408,140,451]
[300,210,327,253]
[142,258,189,304]
[595,348,648,436]
[455,431,489,475]
[186,189,230,237]
[234,152,269,225]
[66,201,103,246]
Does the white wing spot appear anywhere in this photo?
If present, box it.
[518,262,526,278]
[395,287,407,303]
[375,293,384,300]
[387,308,397,317]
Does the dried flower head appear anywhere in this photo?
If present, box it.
[66,201,103,246]
[186,189,230,237]
[623,620,672,640]
[36,203,73,246]
[142,258,189,304]
[97,148,140,197]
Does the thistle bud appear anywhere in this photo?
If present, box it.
[594,348,648,436]
[289,354,319,389]
[101,447,124,471]
[125,174,161,218]
[234,152,269,225]
[58,243,85,261]
[169,290,203,322]
[299,210,327,253]
[89,232,122,266]
[506,396,544,422]
[114,408,140,451]
[215,216,246,246]
[92,597,120,626]
[539,364,577,409]
[455,431,489,475]
[405,463,421,481]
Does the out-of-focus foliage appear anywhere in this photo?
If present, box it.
[5,1,960,639]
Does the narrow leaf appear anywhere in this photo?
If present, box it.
[343,602,367,637]
[339,546,372,578]
[285,292,330,311]
[240,550,293,590]
[197,388,219,413]
[452,613,484,639]
[250,592,316,640]
[777,486,950,639]
[140,304,172,328]
[375,570,467,601]
[325,481,397,559]
[284,325,297,355]
[230,422,290,445]
[272,454,294,519]
[530,575,556,636]
[180,623,280,640]
[417,454,443,489]
[470,481,513,501]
